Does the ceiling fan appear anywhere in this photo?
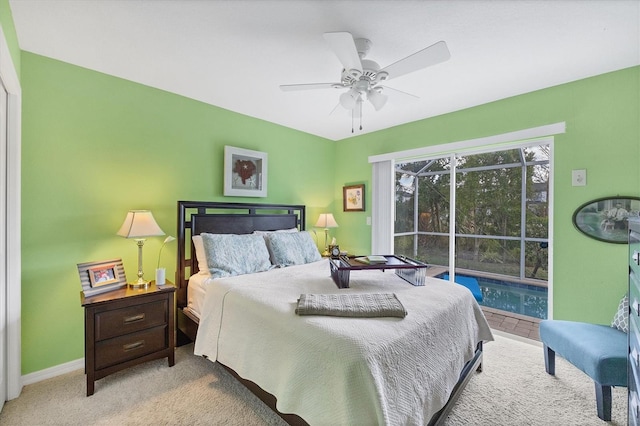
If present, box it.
[280,32,451,130]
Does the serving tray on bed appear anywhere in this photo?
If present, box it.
[329,254,429,288]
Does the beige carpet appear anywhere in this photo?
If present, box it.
[0,334,627,425]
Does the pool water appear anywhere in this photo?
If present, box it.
[442,274,548,319]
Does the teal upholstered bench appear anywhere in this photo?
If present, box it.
[539,319,627,421]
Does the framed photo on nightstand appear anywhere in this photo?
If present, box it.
[77,258,127,297]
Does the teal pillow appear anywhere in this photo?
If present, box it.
[201,233,272,278]
[265,231,322,266]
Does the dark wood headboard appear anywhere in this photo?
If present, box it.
[176,201,306,308]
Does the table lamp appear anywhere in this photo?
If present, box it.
[315,213,339,257]
[117,210,165,288]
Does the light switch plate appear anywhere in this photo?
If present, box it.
[572,169,587,186]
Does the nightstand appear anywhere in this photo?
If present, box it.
[80,281,175,396]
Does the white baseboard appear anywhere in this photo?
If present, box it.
[21,358,84,387]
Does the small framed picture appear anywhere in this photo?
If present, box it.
[77,258,127,297]
[224,146,268,197]
[343,184,365,212]
[88,264,120,287]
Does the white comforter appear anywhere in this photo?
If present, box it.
[194,259,493,426]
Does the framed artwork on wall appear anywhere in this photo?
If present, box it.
[77,258,127,297]
[343,184,365,212]
[224,146,268,197]
[572,196,640,243]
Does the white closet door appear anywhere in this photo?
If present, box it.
[0,79,7,410]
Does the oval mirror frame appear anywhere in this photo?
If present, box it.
[572,196,640,244]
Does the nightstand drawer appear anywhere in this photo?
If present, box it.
[95,326,167,370]
[95,299,167,341]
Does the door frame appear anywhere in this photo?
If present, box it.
[0,24,22,401]
[369,123,564,320]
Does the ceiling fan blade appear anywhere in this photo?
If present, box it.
[329,102,342,116]
[379,85,420,102]
[323,32,363,74]
[379,41,450,81]
[280,83,341,91]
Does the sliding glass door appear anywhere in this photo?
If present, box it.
[394,142,549,282]
[395,155,452,268]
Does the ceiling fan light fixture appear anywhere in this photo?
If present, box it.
[281,32,450,130]
[375,70,389,83]
[348,68,362,79]
[368,88,388,111]
[340,88,360,109]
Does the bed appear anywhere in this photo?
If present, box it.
[176,201,493,425]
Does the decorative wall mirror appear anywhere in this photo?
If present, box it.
[572,196,640,243]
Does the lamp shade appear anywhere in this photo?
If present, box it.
[117,210,165,238]
[315,213,339,228]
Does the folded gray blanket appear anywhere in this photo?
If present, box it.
[295,293,407,318]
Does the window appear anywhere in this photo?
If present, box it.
[394,143,549,281]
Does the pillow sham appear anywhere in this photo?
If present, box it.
[201,233,272,278]
[253,227,299,263]
[192,235,210,275]
[265,231,322,267]
[253,227,299,235]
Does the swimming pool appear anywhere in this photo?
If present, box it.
[440,274,548,319]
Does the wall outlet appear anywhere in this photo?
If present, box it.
[572,169,587,186]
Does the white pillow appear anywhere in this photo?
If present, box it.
[201,233,273,278]
[265,231,322,267]
[192,235,210,275]
[252,227,298,235]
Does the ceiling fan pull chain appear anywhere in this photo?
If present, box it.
[359,104,363,131]
[351,109,354,133]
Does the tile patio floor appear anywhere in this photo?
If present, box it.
[481,306,541,341]
[426,266,543,341]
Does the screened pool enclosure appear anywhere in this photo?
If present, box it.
[394,143,550,282]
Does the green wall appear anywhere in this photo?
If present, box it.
[20,52,335,374]
[333,66,640,325]
[15,33,640,374]
[0,0,20,78]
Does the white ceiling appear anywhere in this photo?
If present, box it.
[9,0,640,141]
